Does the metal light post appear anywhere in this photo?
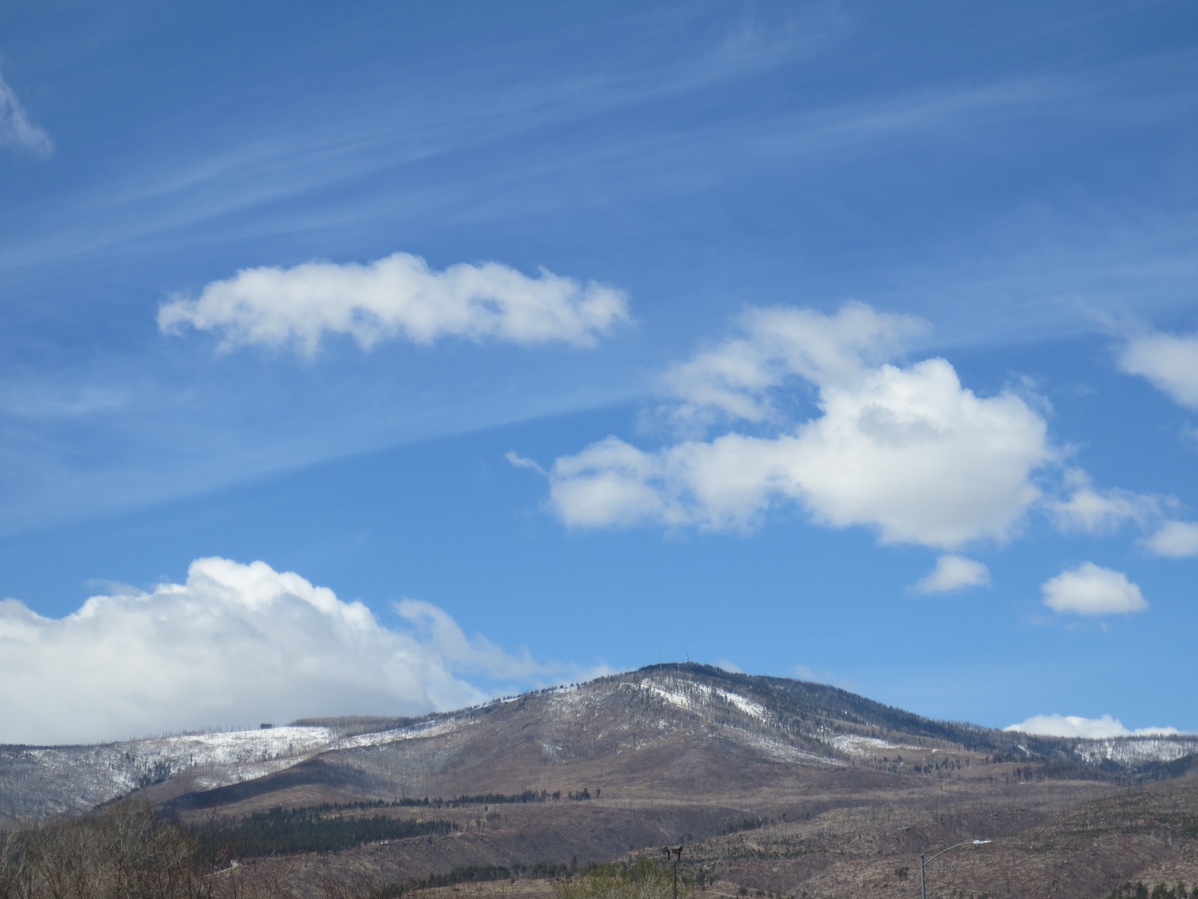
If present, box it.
[661,844,683,899]
[919,839,992,899]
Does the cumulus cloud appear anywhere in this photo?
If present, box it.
[545,303,1053,548]
[1142,520,1198,558]
[914,554,991,593]
[1119,330,1198,410]
[660,302,927,427]
[158,252,630,355]
[0,558,560,746]
[0,71,53,158]
[1005,714,1178,739]
[1041,562,1147,616]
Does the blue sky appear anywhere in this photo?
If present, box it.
[2,0,1197,745]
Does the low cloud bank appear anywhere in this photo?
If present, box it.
[1006,714,1179,739]
[0,558,567,746]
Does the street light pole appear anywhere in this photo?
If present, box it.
[919,839,992,899]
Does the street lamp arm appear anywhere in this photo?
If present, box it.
[922,839,992,867]
[919,839,991,899]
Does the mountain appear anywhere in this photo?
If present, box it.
[3,663,1197,898]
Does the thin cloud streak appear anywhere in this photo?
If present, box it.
[0,72,53,158]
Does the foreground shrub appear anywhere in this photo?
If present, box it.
[554,857,691,899]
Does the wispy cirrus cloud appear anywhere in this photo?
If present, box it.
[0,71,53,159]
[0,557,575,745]
[159,252,631,355]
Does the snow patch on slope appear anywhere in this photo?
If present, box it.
[824,734,901,757]
[1073,736,1198,766]
[0,718,482,821]
[639,677,769,724]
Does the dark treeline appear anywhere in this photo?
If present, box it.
[410,860,572,889]
[197,805,455,857]
[289,788,593,810]
[1106,883,1196,899]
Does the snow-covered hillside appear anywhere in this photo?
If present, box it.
[2,664,1194,826]
[0,721,466,822]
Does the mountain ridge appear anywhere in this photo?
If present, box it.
[4,661,1194,826]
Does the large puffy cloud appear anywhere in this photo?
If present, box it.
[1118,330,1198,410]
[1006,714,1178,738]
[545,303,1053,548]
[0,71,53,158]
[158,252,630,355]
[0,558,558,746]
[1040,562,1147,616]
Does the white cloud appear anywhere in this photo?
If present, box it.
[1119,330,1198,410]
[547,303,1053,548]
[790,664,845,686]
[0,71,53,158]
[1041,562,1147,616]
[1048,469,1162,535]
[1142,520,1198,558]
[914,554,991,593]
[0,557,558,746]
[1005,713,1178,739]
[503,451,547,477]
[660,301,927,427]
[158,252,630,355]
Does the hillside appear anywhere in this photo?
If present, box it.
[3,663,1197,898]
